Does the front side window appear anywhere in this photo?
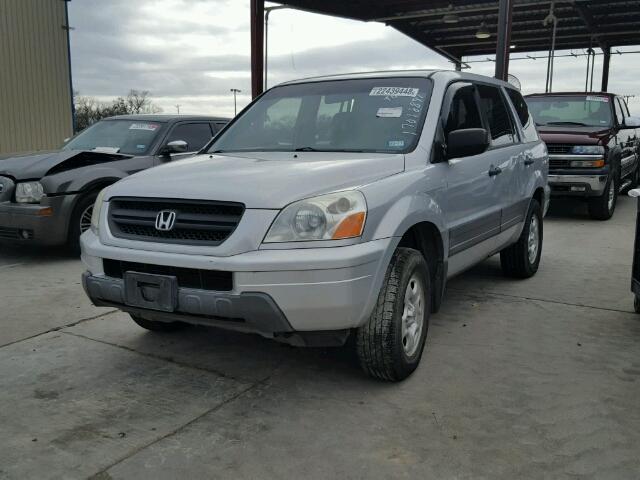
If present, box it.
[526,95,613,127]
[477,85,517,147]
[165,123,213,152]
[443,84,483,137]
[614,98,626,125]
[506,88,539,143]
[64,120,165,155]
[209,77,433,154]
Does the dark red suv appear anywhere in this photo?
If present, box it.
[526,92,640,219]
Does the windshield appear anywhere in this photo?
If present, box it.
[526,95,613,127]
[209,77,433,154]
[63,120,165,155]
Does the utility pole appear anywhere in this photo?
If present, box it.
[175,104,181,114]
[230,88,241,116]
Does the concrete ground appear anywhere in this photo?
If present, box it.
[1,196,639,480]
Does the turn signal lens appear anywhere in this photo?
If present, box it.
[570,159,604,168]
[332,212,366,239]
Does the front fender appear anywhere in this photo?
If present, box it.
[40,166,128,195]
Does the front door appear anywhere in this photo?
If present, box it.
[440,82,503,275]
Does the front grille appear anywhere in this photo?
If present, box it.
[546,144,573,155]
[549,158,571,169]
[108,197,244,246]
[103,259,233,291]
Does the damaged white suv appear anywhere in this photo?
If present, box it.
[81,71,549,381]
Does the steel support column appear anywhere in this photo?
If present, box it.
[601,46,611,92]
[494,0,514,81]
[250,0,264,98]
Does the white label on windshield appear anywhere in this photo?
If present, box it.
[377,107,403,118]
[586,95,609,102]
[92,147,120,153]
[129,123,160,131]
[370,87,419,97]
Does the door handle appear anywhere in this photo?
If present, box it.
[488,165,502,176]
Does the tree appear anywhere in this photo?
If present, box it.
[73,90,163,132]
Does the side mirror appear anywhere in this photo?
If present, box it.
[623,116,640,129]
[446,128,490,159]
[162,140,188,155]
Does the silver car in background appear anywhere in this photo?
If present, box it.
[81,70,549,381]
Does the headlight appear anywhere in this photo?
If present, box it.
[15,182,45,203]
[570,145,605,155]
[264,191,367,243]
[90,188,108,234]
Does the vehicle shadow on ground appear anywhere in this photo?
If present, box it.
[0,242,77,265]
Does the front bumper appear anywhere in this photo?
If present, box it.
[80,229,393,338]
[548,173,608,196]
[0,196,75,245]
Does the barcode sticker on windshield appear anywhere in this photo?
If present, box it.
[129,123,159,131]
[370,87,419,97]
[377,107,403,118]
[586,95,609,102]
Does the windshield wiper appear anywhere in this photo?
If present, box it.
[294,147,320,152]
[294,147,366,153]
[544,121,588,126]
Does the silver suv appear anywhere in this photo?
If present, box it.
[81,71,549,381]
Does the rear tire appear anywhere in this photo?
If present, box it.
[588,175,617,220]
[130,314,188,332]
[356,248,430,382]
[500,199,543,279]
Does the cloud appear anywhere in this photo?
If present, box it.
[68,1,640,116]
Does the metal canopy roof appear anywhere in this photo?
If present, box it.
[275,0,640,62]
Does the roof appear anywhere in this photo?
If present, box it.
[277,0,640,61]
[277,69,514,87]
[525,91,616,97]
[105,114,230,123]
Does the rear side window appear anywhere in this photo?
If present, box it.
[506,89,538,143]
[477,85,517,147]
[166,123,213,151]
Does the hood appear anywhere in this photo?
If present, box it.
[106,151,405,209]
[536,125,613,146]
[0,150,132,180]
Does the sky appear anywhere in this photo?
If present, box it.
[68,0,640,117]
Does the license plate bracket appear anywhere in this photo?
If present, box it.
[124,272,178,312]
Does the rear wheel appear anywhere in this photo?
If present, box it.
[130,314,189,332]
[500,199,543,279]
[356,248,430,382]
[588,175,618,220]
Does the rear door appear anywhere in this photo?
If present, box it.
[441,82,502,264]
[476,84,525,234]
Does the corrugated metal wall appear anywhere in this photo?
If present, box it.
[0,0,73,155]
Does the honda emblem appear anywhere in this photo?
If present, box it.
[155,210,177,231]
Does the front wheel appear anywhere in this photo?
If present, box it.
[68,191,98,252]
[588,175,618,220]
[500,199,543,279]
[355,248,431,382]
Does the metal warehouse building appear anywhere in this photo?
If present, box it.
[0,0,74,155]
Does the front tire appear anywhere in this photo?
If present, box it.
[588,175,618,220]
[68,191,98,252]
[500,199,543,279]
[356,248,431,382]
[130,314,188,332]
